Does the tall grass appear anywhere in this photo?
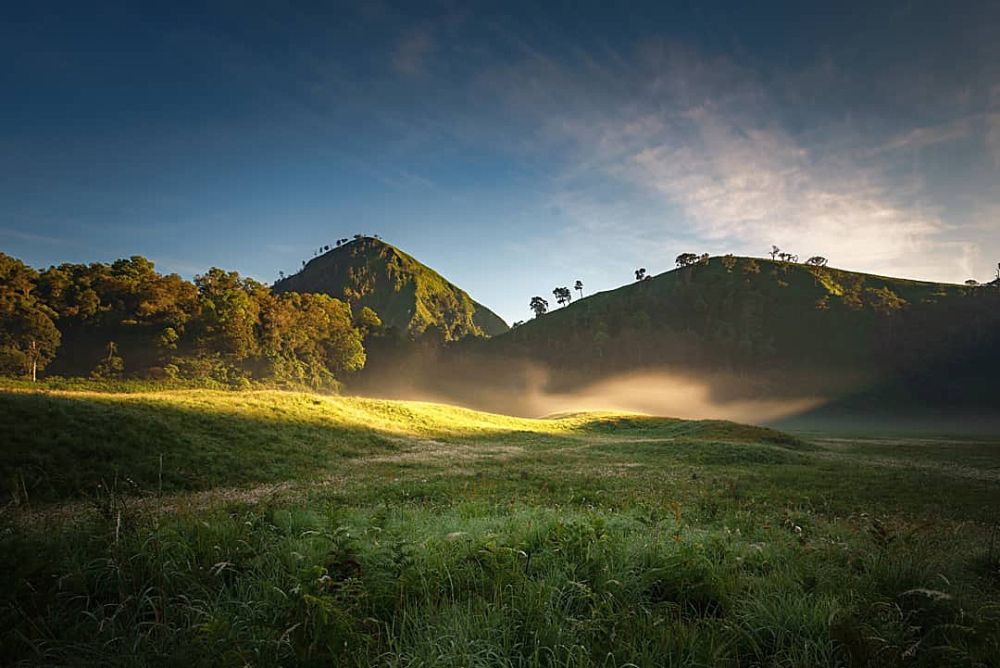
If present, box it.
[1,385,999,665]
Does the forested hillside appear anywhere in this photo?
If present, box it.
[274,236,508,340]
[0,252,377,388]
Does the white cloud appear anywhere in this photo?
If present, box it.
[488,43,988,283]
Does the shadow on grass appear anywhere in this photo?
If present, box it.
[0,391,397,503]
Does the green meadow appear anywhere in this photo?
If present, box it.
[1,385,999,666]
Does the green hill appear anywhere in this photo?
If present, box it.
[427,257,999,425]
[274,237,508,340]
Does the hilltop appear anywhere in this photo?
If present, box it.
[492,256,982,375]
[274,237,508,340]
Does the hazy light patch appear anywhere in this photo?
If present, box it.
[521,372,824,424]
[357,362,825,425]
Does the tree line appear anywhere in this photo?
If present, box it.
[0,252,380,388]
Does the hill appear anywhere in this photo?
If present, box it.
[274,237,508,340]
[0,384,796,503]
[373,257,1000,426]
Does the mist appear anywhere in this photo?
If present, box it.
[354,355,824,424]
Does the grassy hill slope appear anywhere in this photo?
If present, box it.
[274,237,508,340]
[477,257,999,412]
[0,385,796,503]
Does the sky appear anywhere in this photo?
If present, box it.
[2,1,998,324]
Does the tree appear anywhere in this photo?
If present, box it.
[529,296,548,318]
[354,306,382,336]
[260,292,366,386]
[634,268,647,281]
[0,253,61,380]
[91,340,124,379]
[553,287,572,307]
[574,280,584,299]
[675,253,699,268]
[721,254,738,272]
[865,286,907,316]
[966,279,980,287]
[769,245,781,260]
[806,256,828,267]
[194,268,262,360]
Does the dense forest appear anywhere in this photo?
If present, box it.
[0,252,380,389]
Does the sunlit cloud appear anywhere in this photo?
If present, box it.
[482,42,992,284]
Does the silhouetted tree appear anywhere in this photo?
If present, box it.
[529,296,548,318]
[574,280,584,299]
[966,279,980,287]
[769,245,781,260]
[634,268,647,281]
[553,287,572,307]
[511,320,524,328]
[675,253,699,268]
[805,256,828,267]
[278,270,285,280]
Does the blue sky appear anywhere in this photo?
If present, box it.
[2,1,998,324]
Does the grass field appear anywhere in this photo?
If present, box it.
[2,385,999,666]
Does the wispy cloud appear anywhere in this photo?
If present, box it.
[0,227,69,246]
[392,27,434,76]
[479,41,991,283]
